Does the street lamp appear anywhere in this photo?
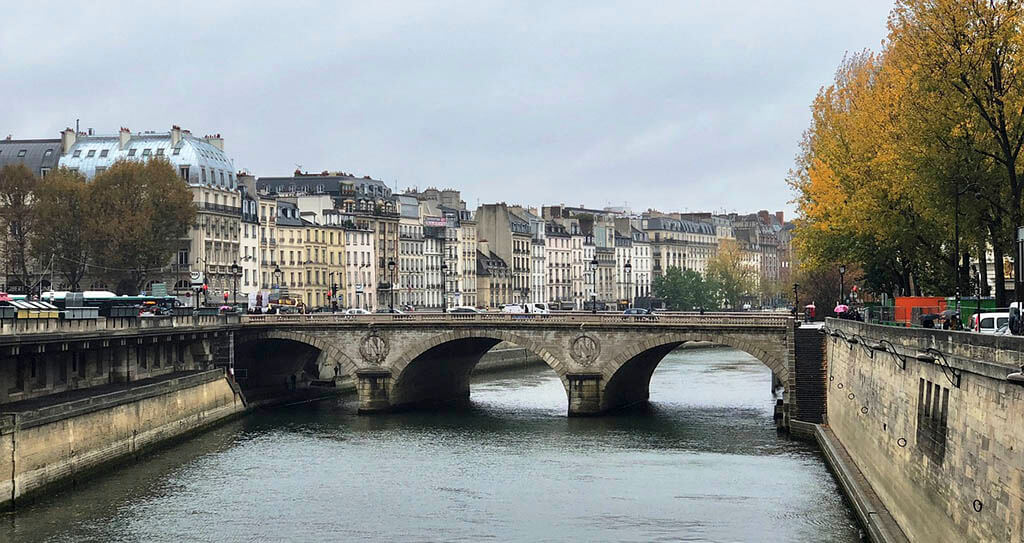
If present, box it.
[838,264,846,305]
[624,260,632,309]
[230,261,242,306]
[793,282,800,319]
[441,262,449,312]
[387,258,396,311]
[590,257,599,314]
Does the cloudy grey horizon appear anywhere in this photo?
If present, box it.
[1,1,894,216]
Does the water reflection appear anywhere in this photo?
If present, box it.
[2,346,861,543]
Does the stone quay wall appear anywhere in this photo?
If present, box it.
[0,369,246,509]
[826,319,1024,542]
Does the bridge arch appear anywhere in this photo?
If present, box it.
[594,331,790,411]
[236,330,360,385]
[387,329,569,408]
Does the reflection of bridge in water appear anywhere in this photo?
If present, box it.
[236,313,806,424]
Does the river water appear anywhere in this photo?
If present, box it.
[1,346,862,543]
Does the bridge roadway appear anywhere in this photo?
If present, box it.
[236,312,798,421]
[0,312,801,423]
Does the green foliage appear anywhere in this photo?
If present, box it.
[652,267,717,310]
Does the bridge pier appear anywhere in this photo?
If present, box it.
[356,368,392,414]
[567,373,603,416]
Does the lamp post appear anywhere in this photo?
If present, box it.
[793,282,800,319]
[590,257,599,314]
[838,264,846,306]
[441,262,448,312]
[387,258,396,311]
[624,260,632,309]
[230,261,242,307]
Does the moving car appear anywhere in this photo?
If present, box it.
[501,304,525,313]
[344,308,371,315]
[623,308,650,315]
[374,307,406,314]
[449,306,482,313]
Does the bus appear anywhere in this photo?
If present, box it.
[39,291,182,316]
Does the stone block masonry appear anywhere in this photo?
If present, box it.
[825,319,1024,542]
[0,369,246,509]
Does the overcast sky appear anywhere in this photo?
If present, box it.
[1,1,894,216]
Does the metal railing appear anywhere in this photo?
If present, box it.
[240,311,792,327]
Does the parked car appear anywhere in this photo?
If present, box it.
[374,307,406,314]
[623,308,650,315]
[344,308,371,315]
[449,306,482,313]
[501,304,526,314]
[969,311,1009,334]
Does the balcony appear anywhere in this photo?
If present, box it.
[201,202,242,215]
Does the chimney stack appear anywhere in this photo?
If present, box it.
[205,133,224,151]
[776,211,784,224]
[119,127,131,150]
[171,125,182,148]
[60,128,77,155]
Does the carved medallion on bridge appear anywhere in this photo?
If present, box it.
[569,334,601,367]
[359,329,390,365]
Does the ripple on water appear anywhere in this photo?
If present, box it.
[2,346,860,543]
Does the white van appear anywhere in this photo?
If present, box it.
[970,312,1009,334]
[501,304,525,313]
[525,302,551,314]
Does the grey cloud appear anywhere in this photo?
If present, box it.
[0,0,894,215]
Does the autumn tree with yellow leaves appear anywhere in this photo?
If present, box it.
[791,0,1024,305]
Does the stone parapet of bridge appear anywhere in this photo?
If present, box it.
[235,312,799,423]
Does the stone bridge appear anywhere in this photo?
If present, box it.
[236,313,800,422]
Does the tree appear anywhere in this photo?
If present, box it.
[30,168,91,291]
[886,0,1024,303]
[706,239,756,309]
[86,159,196,294]
[0,164,40,293]
[652,267,716,310]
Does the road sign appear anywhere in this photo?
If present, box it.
[190,271,205,288]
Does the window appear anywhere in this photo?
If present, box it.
[100,149,109,158]
[201,167,207,183]
[43,149,53,157]
[128,148,137,157]
[179,166,190,180]
[73,150,82,157]
[40,167,51,177]
[142,148,152,157]
[220,171,225,185]
[173,147,181,155]
[17,149,26,157]
[156,148,165,156]
[95,167,106,175]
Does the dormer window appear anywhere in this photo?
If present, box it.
[173,147,181,156]
[128,149,137,157]
[86,150,96,158]
[100,149,109,158]
[43,149,53,157]
[142,149,152,157]
[156,148,165,156]
[17,149,26,157]
[72,150,82,157]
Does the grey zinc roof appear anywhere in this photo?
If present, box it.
[0,139,61,177]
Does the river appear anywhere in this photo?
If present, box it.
[1,346,862,543]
